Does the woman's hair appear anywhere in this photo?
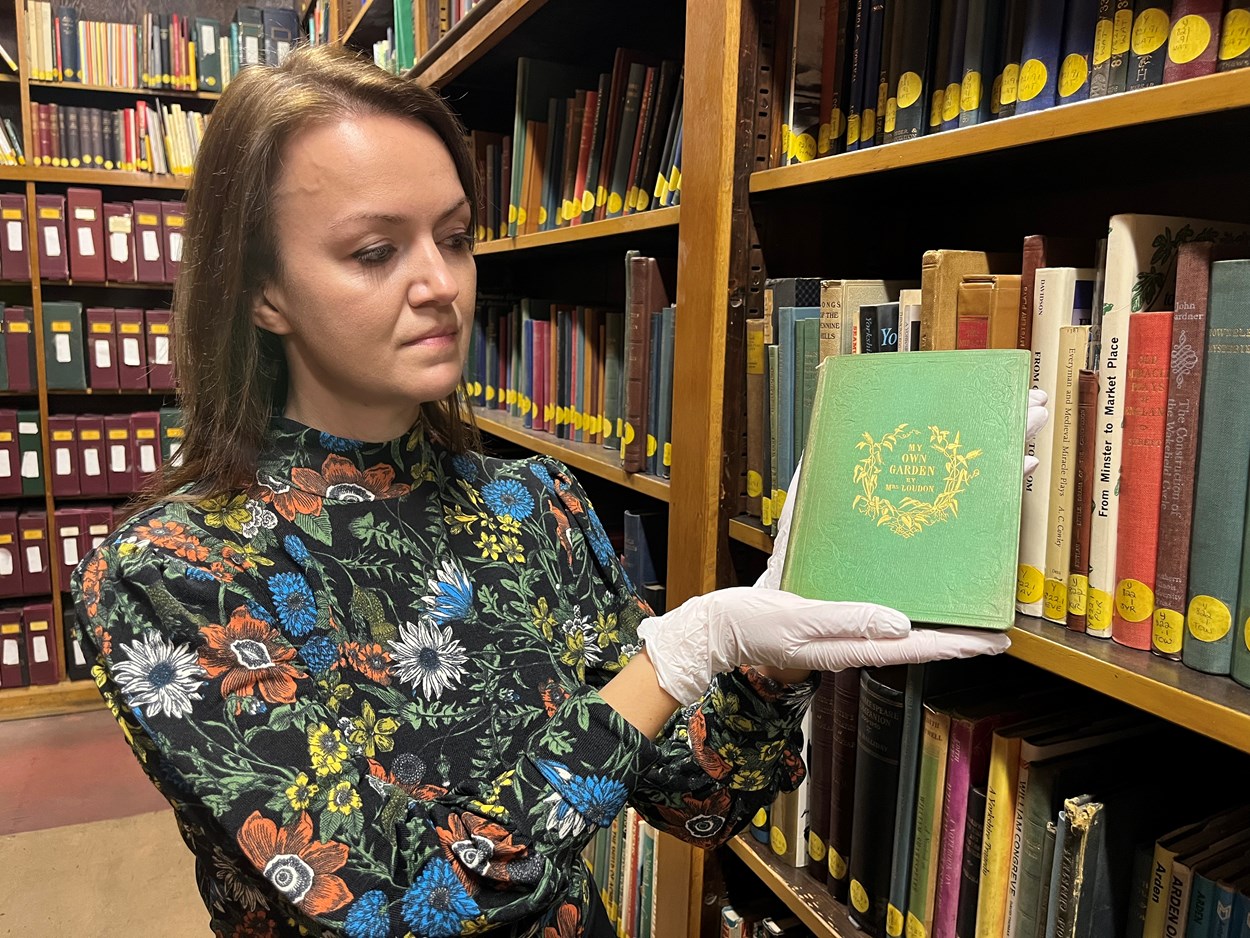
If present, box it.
[130,43,479,517]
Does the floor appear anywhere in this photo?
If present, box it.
[0,708,213,937]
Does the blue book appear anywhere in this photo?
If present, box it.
[1058,0,1100,104]
[1016,0,1069,113]
[1228,871,1250,938]
[776,306,819,499]
[522,318,534,429]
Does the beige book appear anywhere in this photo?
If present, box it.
[819,280,915,359]
[1043,325,1091,623]
[921,250,997,350]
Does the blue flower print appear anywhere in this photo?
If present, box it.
[268,572,317,636]
[527,462,556,492]
[451,453,479,482]
[481,478,535,521]
[183,565,216,583]
[245,600,275,625]
[585,512,617,570]
[344,890,390,938]
[536,760,628,837]
[319,432,361,454]
[401,859,480,938]
[423,560,474,624]
[299,635,339,675]
[283,535,310,566]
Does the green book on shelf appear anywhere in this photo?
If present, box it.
[780,350,1030,630]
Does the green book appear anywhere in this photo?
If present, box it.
[18,409,43,496]
[194,18,222,91]
[780,350,1030,629]
[798,316,820,466]
[768,342,780,534]
[41,301,86,390]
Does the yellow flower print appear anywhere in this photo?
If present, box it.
[307,722,348,777]
[200,493,253,533]
[498,516,522,536]
[501,534,525,564]
[594,612,619,649]
[319,680,354,712]
[731,767,768,791]
[325,780,362,816]
[758,739,785,762]
[475,531,502,560]
[530,598,557,641]
[286,772,319,810]
[443,502,481,536]
[348,701,399,758]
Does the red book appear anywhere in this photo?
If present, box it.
[22,602,58,685]
[533,319,547,432]
[1067,370,1099,633]
[86,307,119,389]
[67,187,105,281]
[0,194,31,282]
[115,308,148,389]
[35,194,68,280]
[1162,0,1223,82]
[0,510,21,598]
[0,608,25,688]
[17,511,50,595]
[144,309,175,389]
[1112,311,1174,649]
[47,414,81,497]
[104,202,137,282]
[571,90,598,228]
[83,505,114,553]
[75,415,108,497]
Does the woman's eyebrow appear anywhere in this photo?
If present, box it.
[329,198,469,230]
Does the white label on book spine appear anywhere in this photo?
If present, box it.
[141,229,160,261]
[154,336,170,364]
[108,215,132,234]
[55,448,71,476]
[139,445,156,474]
[44,225,62,257]
[0,548,11,576]
[18,421,36,435]
[6,221,22,251]
[73,207,96,221]
[33,635,47,663]
[94,340,111,369]
[122,337,141,367]
[110,445,127,473]
[0,450,9,478]
[62,537,79,566]
[170,231,183,262]
[170,441,183,467]
[110,231,130,262]
[20,451,38,479]
[200,24,214,50]
[245,36,259,64]
[78,226,96,257]
[26,545,42,573]
[3,639,18,667]
[55,333,71,363]
[73,640,86,666]
[84,449,101,477]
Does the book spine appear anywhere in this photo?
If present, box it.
[1185,260,1250,674]
[828,668,861,903]
[1001,760,1032,938]
[1090,0,1117,95]
[1127,1,1173,89]
[1058,0,1101,104]
[931,717,973,938]
[1162,0,1222,81]
[768,343,780,533]
[1014,0,1066,113]
[1043,325,1091,624]
[1067,370,1099,632]
[844,0,870,151]
[956,786,987,938]
[906,706,951,938]
[996,0,1029,117]
[974,734,1020,938]
[1217,0,1250,71]
[622,258,652,472]
[892,0,933,139]
[886,664,928,936]
[746,319,766,516]
[806,675,837,882]
[1108,0,1136,91]
[820,281,845,362]
[1112,311,1173,649]
[939,0,970,132]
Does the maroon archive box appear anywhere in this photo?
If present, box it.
[160,201,185,283]
[35,194,68,280]
[4,307,36,392]
[115,308,147,389]
[104,202,136,282]
[55,507,86,580]
[0,510,22,598]
[0,194,31,281]
[23,602,58,685]
[47,414,81,497]
[145,309,175,389]
[76,415,108,497]
[130,411,161,489]
[86,307,119,389]
[104,414,134,494]
[17,511,50,594]
[83,505,113,553]
[67,187,105,281]
[0,607,26,688]
[132,200,165,283]
[0,410,19,497]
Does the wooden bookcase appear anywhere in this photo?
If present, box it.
[409,2,1250,937]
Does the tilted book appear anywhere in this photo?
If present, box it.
[781,350,1030,630]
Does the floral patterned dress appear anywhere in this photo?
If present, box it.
[72,416,813,938]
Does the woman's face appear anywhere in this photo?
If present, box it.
[253,112,477,440]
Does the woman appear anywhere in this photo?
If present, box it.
[72,45,1026,938]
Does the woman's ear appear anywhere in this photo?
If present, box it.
[251,287,293,335]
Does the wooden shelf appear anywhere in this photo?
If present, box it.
[41,279,172,290]
[1008,615,1250,754]
[728,516,773,553]
[412,0,546,87]
[474,206,679,256]
[750,70,1250,194]
[47,388,173,396]
[0,74,19,84]
[0,680,101,722]
[27,79,220,101]
[342,0,392,46]
[726,835,859,938]
[7,166,190,190]
[475,410,670,502]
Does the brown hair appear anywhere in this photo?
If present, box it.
[130,43,480,518]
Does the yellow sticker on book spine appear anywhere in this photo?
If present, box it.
[1168,14,1212,64]
[1016,564,1044,604]
[1113,7,1135,54]
[1132,7,1171,56]
[1068,574,1088,616]
[960,71,982,113]
[905,911,927,938]
[769,826,786,856]
[886,905,904,937]
[884,98,898,133]
[999,62,1020,106]
[1059,53,1088,97]
[828,848,847,880]
[845,113,861,145]
[1093,15,1114,65]
[762,497,773,528]
[1115,578,1154,622]
[747,470,763,499]
[1219,8,1250,61]
[663,442,672,467]
[808,832,826,862]
[1017,59,1048,102]
[1187,595,1231,643]
[942,83,961,122]
[1153,608,1183,654]
[1087,588,1112,634]
[897,71,922,109]
[791,131,816,162]
[1043,578,1068,622]
[850,879,870,914]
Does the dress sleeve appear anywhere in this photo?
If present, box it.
[72,537,666,936]
[540,459,815,850]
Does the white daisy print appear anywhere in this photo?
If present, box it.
[388,620,469,700]
[112,631,206,718]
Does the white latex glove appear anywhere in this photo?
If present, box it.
[1023,388,1049,477]
[637,588,1008,706]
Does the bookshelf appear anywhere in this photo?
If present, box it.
[727,834,858,938]
[473,205,680,256]
[27,79,222,101]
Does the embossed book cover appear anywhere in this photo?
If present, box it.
[781,350,1031,630]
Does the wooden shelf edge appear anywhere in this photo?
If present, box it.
[1007,615,1250,753]
[474,206,680,256]
[0,680,102,722]
[1,166,190,189]
[751,70,1250,194]
[27,79,220,101]
[726,836,857,938]
[474,412,670,501]
[412,0,548,87]
[728,516,773,554]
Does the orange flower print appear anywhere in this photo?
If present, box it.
[79,552,108,618]
[654,789,732,842]
[435,811,531,892]
[543,902,581,938]
[134,520,210,562]
[317,455,411,502]
[258,472,325,523]
[339,641,392,684]
[199,608,306,706]
[364,758,447,802]
[687,707,732,780]
[235,811,352,917]
[228,909,279,938]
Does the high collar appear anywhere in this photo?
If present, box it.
[255,415,436,502]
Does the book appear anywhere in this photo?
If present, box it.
[956,785,988,938]
[1058,0,1101,104]
[806,674,837,883]
[906,697,953,938]
[957,274,1023,350]
[1107,0,1136,92]
[959,0,1005,127]
[921,250,1009,352]
[1218,0,1250,71]
[1162,0,1223,81]
[1127,1,1173,89]
[1067,370,1099,633]
[829,668,863,902]
[1014,0,1068,113]
[781,350,1029,630]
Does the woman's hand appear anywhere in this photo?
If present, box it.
[636,589,1009,706]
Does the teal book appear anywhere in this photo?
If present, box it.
[797,316,820,468]
[777,306,819,501]
[780,350,1030,630]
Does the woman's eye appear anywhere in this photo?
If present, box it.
[444,232,475,252]
[354,244,395,265]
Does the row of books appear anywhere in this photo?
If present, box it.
[776,0,1250,164]
[471,53,684,242]
[28,99,206,175]
[583,806,659,938]
[0,191,185,284]
[465,252,678,477]
[0,508,62,600]
[0,119,24,167]
[419,0,487,56]
[0,303,175,393]
[0,601,60,689]
[0,408,184,498]
[23,2,299,90]
[720,905,813,938]
[765,661,1250,938]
